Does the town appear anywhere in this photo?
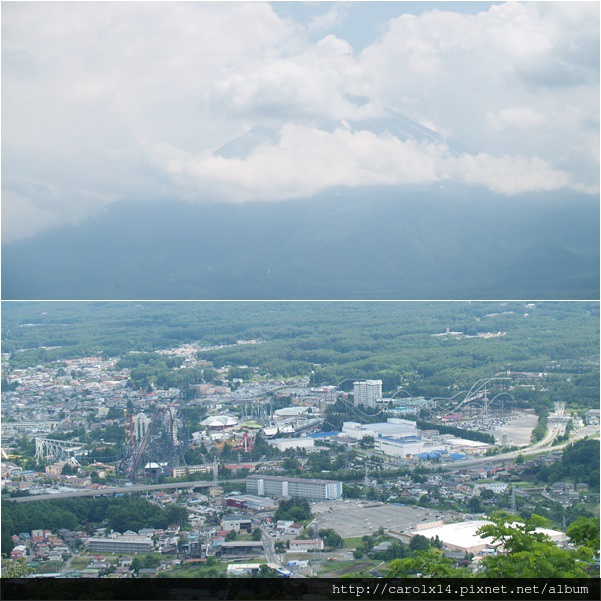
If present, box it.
[1,302,599,579]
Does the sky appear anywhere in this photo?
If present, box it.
[2,1,599,243]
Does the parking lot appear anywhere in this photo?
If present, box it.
[489,411,538,446]
[310,500,446,538]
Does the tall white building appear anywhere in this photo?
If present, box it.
[353,380,382,408]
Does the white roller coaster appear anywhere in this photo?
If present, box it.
[34,437,84,462]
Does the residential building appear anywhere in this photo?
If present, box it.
[246,475,342,501]
[289,538,324,552]
[353,380,382,408]
[87,535,154,554]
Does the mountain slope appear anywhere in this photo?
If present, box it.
[2,185,598,300]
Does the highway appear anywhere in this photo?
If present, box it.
[3,422,598,501]
[2,478,246,503]
[438,423,598,470]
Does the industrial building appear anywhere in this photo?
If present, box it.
[409,520,566,555]
[342,418,419,440]
[221,514,252,533]
[267,437,315,452]
[224,494,277,512]
[375,435,424,458]
[216,541,264,557]
[246,474,342,501]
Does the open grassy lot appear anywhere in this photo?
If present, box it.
[318,559,381,576]
[343,537,365,548]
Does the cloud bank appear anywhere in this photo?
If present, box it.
[2,1,598,242]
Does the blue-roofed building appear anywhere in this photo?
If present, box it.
[306,431,339,440]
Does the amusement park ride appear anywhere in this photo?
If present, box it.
[118,404,187,480]
[33,377,518,479]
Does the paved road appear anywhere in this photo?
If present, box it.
[438,424,598,470]
[2,478,247,503]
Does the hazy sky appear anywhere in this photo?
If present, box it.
[2,1,599,243]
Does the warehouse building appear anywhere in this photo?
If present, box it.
[342,419,419,440]
[375,435,424,458]
[409,520,566,555]
[268,437,315,452]
[217,541,264,557]
[221,514,253,533]
[224,494,277,512]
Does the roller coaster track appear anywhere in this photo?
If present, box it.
[128,406,163,479]
[34,438,84,462]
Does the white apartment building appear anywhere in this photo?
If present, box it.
[353,380,383,408]
[246,475,342,501]
[171,464,216,478]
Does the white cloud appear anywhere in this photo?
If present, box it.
[149,124,573,201]
[308,2,351,34]
[2,1,598,243]
[486,106,548,131]
[445,153,572,196]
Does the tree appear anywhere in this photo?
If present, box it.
[61,463,75,476]
[225,530,237,541]
[1,557,34,578]
[274,498,312,522]
[251,527,263,541]
[480,488,495,500]
[318,528,343,549]
[409,534,431,553]
[566,516,600,565]
[387,549,468,578]
[131,554,160,573]
[467,496,483,514]
[359,436,375,449]
[165,505,188,529]
[477,512,593,578]
[282,456,299,471]
[253,564,279,578]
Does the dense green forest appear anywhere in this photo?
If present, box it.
[523,439,600,492]
[1,496,188,555]
[2,302,598,411]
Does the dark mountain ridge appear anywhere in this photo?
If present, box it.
[2,184,598,299]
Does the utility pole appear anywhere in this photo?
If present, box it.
[511,484,517,515]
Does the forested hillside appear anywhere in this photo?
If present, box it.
[3,186,598,300]
[2,302,598,412]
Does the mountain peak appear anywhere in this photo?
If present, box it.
[213,109,473,160]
